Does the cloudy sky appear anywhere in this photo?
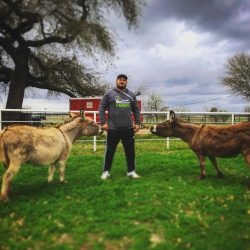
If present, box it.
[104,0,250,112]
[1,0,250,112]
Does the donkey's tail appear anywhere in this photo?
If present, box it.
[0,128,9,166]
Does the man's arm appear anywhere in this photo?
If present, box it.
[98,91,110,126]
[131,96,141,132]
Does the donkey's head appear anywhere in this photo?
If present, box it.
[81,117,103,136]
[70,110,103,136]
[150,110,178,137]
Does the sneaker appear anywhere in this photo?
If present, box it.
[101,171,110,180]
[127,171,140,178]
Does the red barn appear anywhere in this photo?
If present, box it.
[69,97,143,123]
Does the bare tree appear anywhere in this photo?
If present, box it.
[143,92,163,111]
[222,53,250,100]
[143,91,168,122]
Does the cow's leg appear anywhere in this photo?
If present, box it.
[0,160,21,202]
[242,148,250,167]
[48,164,56,183]
[58,160,66,183]
[197,155,206,179]
[208,156,224,178]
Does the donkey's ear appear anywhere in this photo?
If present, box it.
[69,112,77,118]
[169,110,176,123]
[80,109,85,119]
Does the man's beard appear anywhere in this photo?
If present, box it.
[117,84,126,90]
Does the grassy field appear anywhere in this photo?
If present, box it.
[0,138,249,250]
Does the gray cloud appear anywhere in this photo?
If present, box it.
[100,0,250,111]
[1,0,249,112]
[145,0,250,45]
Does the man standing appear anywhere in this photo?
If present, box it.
[99,74,141,180]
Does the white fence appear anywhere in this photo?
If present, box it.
[0,109,249,151]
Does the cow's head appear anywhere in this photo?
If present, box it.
[150,110,177,137]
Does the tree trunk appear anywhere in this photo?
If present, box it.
[3,47,30,126]
[6,67,26,109]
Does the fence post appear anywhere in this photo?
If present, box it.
[93,112,97,152]
[231,113,235,125]
[166,112,170,149]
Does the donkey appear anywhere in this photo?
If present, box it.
[0,112,102,201]
[151,110,250,179]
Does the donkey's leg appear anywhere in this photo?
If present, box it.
[2,163,12,193]
[58,149,70,183]
[242,148,250,168]
[197,154,206,179]
[48,164,56,183]
[208,156,224,178]
[0,160,21,202]
[58,160,67,183]
[2,163,8,170]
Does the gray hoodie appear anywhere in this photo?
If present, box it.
[98,87,141,130]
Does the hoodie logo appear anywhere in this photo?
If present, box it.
[115,95,130,108]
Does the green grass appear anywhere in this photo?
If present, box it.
[0,139,249,250]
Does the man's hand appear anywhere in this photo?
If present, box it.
[102,123,109,131]
[134,124,140,133]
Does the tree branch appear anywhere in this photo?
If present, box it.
[0,18,27,45]
[77,0,89,20]
[3,0,29,18]
[26,35,75,47]
[27,74,77,97]
[14,15,39,35]
[30,53,47,70]
[0,65,12,83]
[0,36,16,57]
[0,75,10,84]
[2,0,39,35]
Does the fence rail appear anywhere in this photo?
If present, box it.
[0,109,250,151]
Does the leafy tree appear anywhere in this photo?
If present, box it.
[0,0,144,110]
[206,106,229,123]
[243,106,250,121]
[209,107,219,112]
[244,106,250,112]
[222,53,250,100]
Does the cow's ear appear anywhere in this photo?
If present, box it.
[169,110,175,123]
[80,109,85,119]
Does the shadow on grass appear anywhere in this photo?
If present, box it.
[8,179,76,202]
[138,154,249,190]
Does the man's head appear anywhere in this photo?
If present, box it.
[116,74,128,90]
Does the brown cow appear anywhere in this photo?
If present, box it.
[151,110,250,179]
[0,113,102,202]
